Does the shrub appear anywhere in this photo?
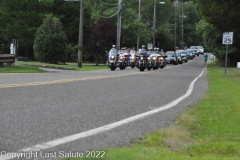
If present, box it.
[33,15,67,64]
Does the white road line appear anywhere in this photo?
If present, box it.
[0,68,206,160]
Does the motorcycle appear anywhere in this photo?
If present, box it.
[136,48,150,71]
[158,55,167,69]
[148,51,161,70]
[107,46,118,71]
[129,49,137,68]
[118,49,129,70]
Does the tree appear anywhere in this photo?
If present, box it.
[182,1,201,47]
[198,0,240,66]
[0,0,47,58]
[33,15,67,64]
[87,18,116,65]
[198,0,240,38]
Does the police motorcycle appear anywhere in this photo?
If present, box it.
[129,48,137,68]
[147,48,164,70]
[107,45,118,71]
[118,48,130,70]
[158,49,168,69]
[136,45,150,71]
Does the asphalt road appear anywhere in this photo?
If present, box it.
[0,55,208,160]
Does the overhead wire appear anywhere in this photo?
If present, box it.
[98,0,118,6]
[90,0,119,19]
[100,9,120,18]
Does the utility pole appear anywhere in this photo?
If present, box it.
[116,0,122,52]
[137,0,141,51]
[181,1,184,49]
[153,0,156,49]
[174,0,177,53]
[63,0,83,68]
[78,0,84,68]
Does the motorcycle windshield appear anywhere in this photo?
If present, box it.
[109,49,117,57]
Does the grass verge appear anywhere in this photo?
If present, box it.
[63,65,240,160]
[15,61,108,71]
[0,65,46,73]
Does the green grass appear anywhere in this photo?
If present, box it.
[63,65,240,160]
[0,65,46,73]
[15,61,108,71]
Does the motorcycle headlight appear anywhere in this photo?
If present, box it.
[111,56,115,59]
[132,56,135,59]
[120,56,123,59]
[160,57,163,60]
[147,57,150,60]
[140,57,143,60]
[153,57,156,60]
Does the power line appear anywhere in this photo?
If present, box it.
[100,9,120,18]
[98,0,118,6]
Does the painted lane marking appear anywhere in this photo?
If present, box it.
[0,68,206,160]
[0,73,146,89]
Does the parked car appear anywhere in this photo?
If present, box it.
[176,50,188,63]
[190,46,199,56]
[196,46,204,55]
[185,49,194,60]
[165,51,178,65]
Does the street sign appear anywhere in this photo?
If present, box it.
[222,32,233,44]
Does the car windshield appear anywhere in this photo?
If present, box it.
[190,46,198,49]
[186,49,193,53]
[166,51,174,56]
[176,51,186,54]
[197,46,203,49]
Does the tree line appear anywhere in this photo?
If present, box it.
[0,0,239,66]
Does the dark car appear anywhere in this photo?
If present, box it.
[185,49,194,60]
[165,51,178,65]
[190,46,199,56]
[176,50,188,62]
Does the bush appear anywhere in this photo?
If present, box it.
[33,15,67,64]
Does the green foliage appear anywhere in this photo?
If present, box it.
[33,15,67,64]
[38,0,54,6]
[0,0,204,62]
[197,0,240,66]
[0,0,48,58]
[198,0,240,38]
[66,43,78,62]
[183,1,201,47]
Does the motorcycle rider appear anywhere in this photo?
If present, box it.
[159,49,166,56]
[139,45,148,56]
[108,45,117,57]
